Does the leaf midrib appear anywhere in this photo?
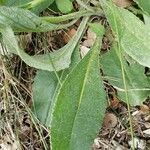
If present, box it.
[69,47,98,149]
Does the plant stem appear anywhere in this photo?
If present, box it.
[42,9,103,23]
[105,1,135,149]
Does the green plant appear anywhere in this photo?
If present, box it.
[0,0,74,14]
[0,0,150,149]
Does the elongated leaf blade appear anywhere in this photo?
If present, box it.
[1,0,30,6]
[32,45,81,126]
[51,26,106,150]
[101,1,150,68]
[32,71,59,125]
[1,17,88,71]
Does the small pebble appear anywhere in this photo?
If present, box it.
[144,122,150,128]
[143,129,150,136]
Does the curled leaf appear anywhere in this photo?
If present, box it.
[1,17,88,71]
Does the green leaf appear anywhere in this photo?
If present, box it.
[0,0,30,6]
[25,0,55,14]
[1,0,54,14]
[42,10,97,24]
[55,0,73,13]
[0,6,76,32]
[101,46,150,106]
[89,22,104,36]
[32,45,81,127]
[144,14,150,26]
[101,1,150,68]
[51,26,106,150]
[32,71,59,126]
[1,17,88,71]
[134,0,150,15]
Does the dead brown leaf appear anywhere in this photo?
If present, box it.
[109,96,120,109]
[80,45,90,58]
[113,0,132,7]
[82,28,96,48]
[140,104,150,114]
[63,28,76,44]
[103,113,118,128]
